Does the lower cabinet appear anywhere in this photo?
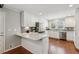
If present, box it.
[48,30,75,41]
[22,38,42,54]
[67,31,75,41]
[48,30,59,39]
[21,37,49,54]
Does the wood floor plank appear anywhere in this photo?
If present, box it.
[49,38,79,54]
[3,46,32,54]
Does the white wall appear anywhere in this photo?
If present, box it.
[4,8,21,50]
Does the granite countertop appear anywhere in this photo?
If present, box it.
[15,32,48,40]
[47,29,75,32]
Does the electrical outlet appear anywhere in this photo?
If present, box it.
[9,43,14,48]
[10,45,12,48]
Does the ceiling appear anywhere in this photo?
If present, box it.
[4,4,79,16]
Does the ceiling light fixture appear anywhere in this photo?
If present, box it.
[69,4,73,7]
[39,12,42,15]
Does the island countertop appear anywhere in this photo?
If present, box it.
[15,32,48,40]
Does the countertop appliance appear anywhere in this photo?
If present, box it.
[35,22,39,32]
[35,22,45,33]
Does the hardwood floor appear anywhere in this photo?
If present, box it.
[49,38,79,54]
[3,38,79,54]
[3,46,32,54]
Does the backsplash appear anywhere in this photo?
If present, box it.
[65,27,74,31]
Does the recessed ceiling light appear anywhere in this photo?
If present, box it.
[39,12,42,15]
[69,4,73,7]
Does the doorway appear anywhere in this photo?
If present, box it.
[0,9,5,53]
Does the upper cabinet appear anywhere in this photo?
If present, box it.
[48,18,65,29]
[65,16,75,27]
[20,11,38,27]
[48,16,75,29]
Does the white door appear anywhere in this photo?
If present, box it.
[0,9,5,53]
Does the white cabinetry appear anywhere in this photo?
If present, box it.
[67,31,75,41]
[48,30,75,41]
[20,11,38,27]
[65,16,75,27]
[48,30,59,39]
[21,35,48,54]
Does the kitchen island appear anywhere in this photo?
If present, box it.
[16,32,49,54]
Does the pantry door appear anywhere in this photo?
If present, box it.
[0,9,5,53]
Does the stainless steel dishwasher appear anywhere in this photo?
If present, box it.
[59,32,66,40]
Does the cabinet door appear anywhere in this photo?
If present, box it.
[53,31,59,39]
[65,16,75,27]
[48,31,59,39]
[23,12,38,27]
[67,32,75,41]
[48,31,54,38]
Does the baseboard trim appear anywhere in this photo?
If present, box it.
[67,40,74,43]
[22,45,33,54]
[49,37,59,40]
[21,46,32,54]
[3,45,21,53]
[74,45,79,52]
[3,45,32,54]
[49,37,74,43]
